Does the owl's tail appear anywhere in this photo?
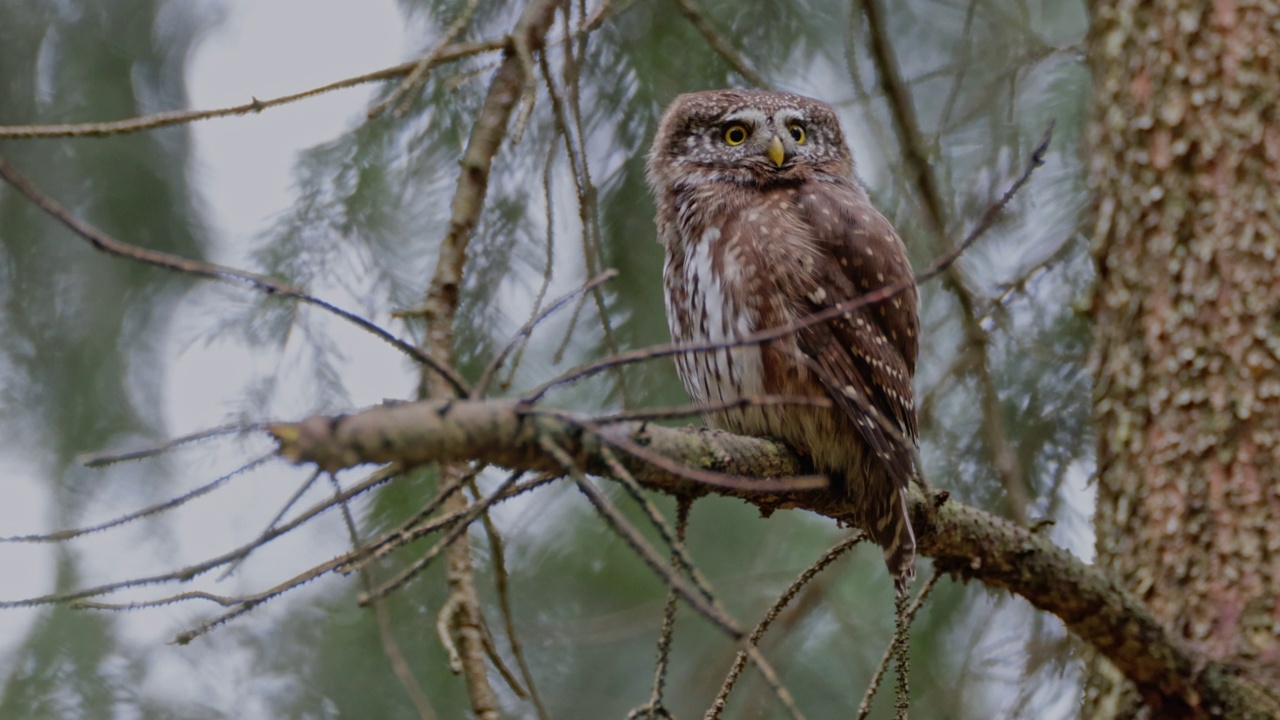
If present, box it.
[871,485,916,597]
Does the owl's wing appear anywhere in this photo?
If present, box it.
[790,180,919,592]
[793,179,920,482]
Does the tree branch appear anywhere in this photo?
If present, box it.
[271,398,1280,719]
[412,2,567,718]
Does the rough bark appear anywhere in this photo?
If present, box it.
[1087,1,1280,717]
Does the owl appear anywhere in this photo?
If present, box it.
[646,89,920,593]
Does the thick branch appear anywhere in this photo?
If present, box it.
[271,399,1279,719]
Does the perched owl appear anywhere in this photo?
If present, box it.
[646,89,920,593]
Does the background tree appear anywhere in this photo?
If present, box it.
[0,1,1271,719]
[1085,1,1280,717]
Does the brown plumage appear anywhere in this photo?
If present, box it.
[646,89,920,593]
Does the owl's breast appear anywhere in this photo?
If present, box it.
[664,225,764,387]
[662,223,815,438]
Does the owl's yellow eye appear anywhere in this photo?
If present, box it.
[723,123,749,146]
[787,123,806,144]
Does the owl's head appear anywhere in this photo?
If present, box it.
[646,89,855,192]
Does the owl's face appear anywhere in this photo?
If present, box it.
[647,89,855,192]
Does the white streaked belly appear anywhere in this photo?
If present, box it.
[663,228,767,434]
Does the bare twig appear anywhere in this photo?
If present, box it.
[341,469,472,573]
[476,494,551,720]
[536,44,627,399]
[78,421,273,467]
[628,498,693,720]
[343,473,561,576]
[0,41,505,139]
[856,570,941,719]
[599,444,807,720]
[0,155,470,397]
[218,469,323,580]
[2,464,404,610]
[933,0,981,147]
[369,0,485,119]
[580,0,643,33]
[328,474,438,720]
[857,0,1030,524]
[474,269,618,397]
[705,535,864,719]
[359,471,524,605]
[596,447,729,614]
[588,395,832,424]
[541,435,740,637]
[0,453,272,543]
[672,0,768,87]
[497,135,562,391]
[981,231,1083,322]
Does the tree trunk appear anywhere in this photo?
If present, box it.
[1086,1,1280,717]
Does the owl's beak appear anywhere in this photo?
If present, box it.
[766,135,786,167]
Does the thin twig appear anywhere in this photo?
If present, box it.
[344,473,560,575]
[328,474,439,720]
[498,134,562,391]
[539,436,741,638]
[2,464,405,609]
[980,231,1083,322]
[0,41,505,139]
[672,0,768,87]
[341,468,475,573]
[556,17,627,402]
[537,45,627,400]
[602,445,807,720]
[369,0,485,120]
[169,546,362,644]
[858,0,1031,524]
[476,494,551,720]
[359,471,524,605]
[218,469,323,580]
[0,155,470,396]
[627,498,692,720]
[0,453,273,543]
[588,395,832,424]
[705,535,864,719]
[933,0,981,147]
[856,570,941,720]
[78,421,273,467]
[580,0,643,33]
[474,269,618,397]
[82,473,559,646]
[597,448,720,606]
